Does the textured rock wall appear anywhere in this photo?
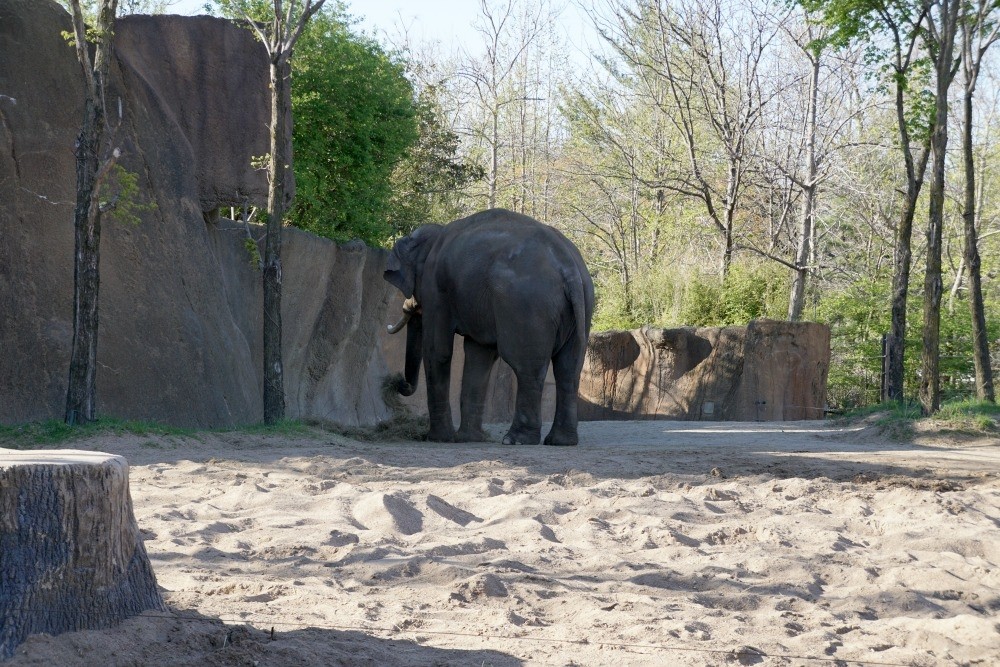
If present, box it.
[1,0,85,421]
[0,2,394,427]
[577,322,830,421]
[0,3,269,426]
[205,222,397,428]
[383,308,830,423]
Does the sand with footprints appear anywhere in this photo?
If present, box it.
[5,420,1000,666]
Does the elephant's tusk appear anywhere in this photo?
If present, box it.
[386,296,420,334]
[386,314,409,334]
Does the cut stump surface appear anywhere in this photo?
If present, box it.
[0,449,165,659]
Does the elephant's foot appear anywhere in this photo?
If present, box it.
[455,427,491,443]
[543,432,578,446]
[425,425,456,442]
[501,429,541,446]
[543,425,579,446]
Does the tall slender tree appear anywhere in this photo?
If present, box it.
[65,0,120,425]
[804,0,932,403]
[957,0,999,403]
[225,0,326,423]
[785,28,822,322]
[595,0,784,277]
[459,0,548,210]
[919,0,961,414]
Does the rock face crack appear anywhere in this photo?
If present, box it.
[0,99,21,184]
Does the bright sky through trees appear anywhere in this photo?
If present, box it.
[164,0,594,61]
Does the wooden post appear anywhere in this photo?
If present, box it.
[0,449,165,659]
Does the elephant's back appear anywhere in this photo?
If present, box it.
[446,209,581,266]
[445,213,577,313]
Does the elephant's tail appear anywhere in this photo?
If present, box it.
[563,266,593,366]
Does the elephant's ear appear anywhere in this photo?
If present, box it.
[384,237,416,298]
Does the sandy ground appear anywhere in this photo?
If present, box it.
[3,419,1000,666]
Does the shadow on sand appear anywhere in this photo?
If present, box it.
[5,606,523,667]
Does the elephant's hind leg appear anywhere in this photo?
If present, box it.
[544,336,585,446]
[456,338,498,442]
[502,357,547,446]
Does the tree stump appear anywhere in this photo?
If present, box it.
[0,449,165,659]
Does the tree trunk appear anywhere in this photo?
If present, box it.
[720,161,740,279]
[262,56,291,424]
[885,141,929,403]
[960,17,996,403]
[963,226,995,402]
[65,0,116,425]
[788,182,816,321]
[65,97,103,425]
[0,450,165,659]
[920,0,959,415]
[250,1,321,424]
[788,50,820,322]
[489,108,499,209]
[885,71,932,402]
[920,123,946,415]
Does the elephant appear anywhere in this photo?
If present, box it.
[384,208,594,446]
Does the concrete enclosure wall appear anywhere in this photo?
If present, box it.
[386,314,830,424]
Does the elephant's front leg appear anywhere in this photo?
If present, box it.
[456,338,499,442]
[423,323,456,442]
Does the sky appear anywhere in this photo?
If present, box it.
[166,1,499,50]
[164,0,598,64]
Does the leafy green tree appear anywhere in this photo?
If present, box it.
[289,6,418,245]
[387,84,484,235]
[814,277,893,408]
[678,263,788,328]
[803,0,933,404]
[678,278,725,328]
[938,301,998,401]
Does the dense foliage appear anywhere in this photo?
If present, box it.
[386,85,486,236]
[211,2,449,245]
[288,7,417,244]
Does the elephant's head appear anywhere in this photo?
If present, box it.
[384,225,442,396]
[383,224,442,298]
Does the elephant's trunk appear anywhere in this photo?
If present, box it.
[395,314,422,396]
